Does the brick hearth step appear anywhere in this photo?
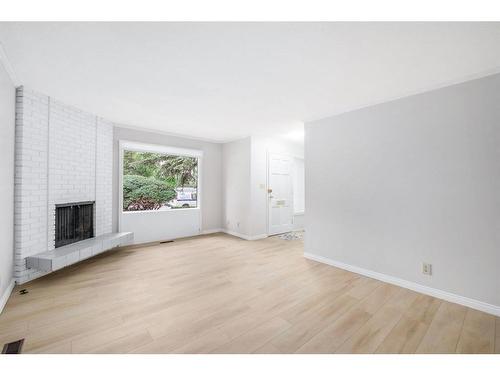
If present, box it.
[26,232,134,272]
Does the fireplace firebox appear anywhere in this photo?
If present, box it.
[55,202,94,248]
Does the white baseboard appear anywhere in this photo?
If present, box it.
[247,233,268,240]
[201,228,223,235]
[0,279,15,314]
[222,229,268,241]
[200,228,269,241]
[304,252,500,317]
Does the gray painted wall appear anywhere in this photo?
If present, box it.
[222,137,251,236]
[0,61,15,300]
[305,73,500,307]
[112,126,223,233]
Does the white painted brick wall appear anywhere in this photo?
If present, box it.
[95,118,113,236]
[47,99,97,251]
[14,87,114,284]
[14,88,50,283]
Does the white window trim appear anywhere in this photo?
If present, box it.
[118,140,203,231]
[120,140,203,158]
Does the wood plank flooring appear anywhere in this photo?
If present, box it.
[0,233,497,354]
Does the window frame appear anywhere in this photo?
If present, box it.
[118,140,203,219]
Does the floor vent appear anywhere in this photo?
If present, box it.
[2,339,24,354]
[159,240,174,244]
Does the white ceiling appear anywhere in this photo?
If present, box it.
[1,22,500,143]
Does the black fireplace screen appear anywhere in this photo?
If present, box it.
[55,202,94,248]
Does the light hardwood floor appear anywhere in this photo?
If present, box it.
[0,233,498,354]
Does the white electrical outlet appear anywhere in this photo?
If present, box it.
[422,263,432,276]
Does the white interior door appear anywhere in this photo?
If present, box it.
[268,152,293,235]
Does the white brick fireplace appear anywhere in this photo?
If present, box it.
[14,87,114,283]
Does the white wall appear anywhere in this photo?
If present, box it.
[292,157,305,214]
[292,213,304,231]
[120,209,202,245]
[113,127,223,243]
[305,73,500,311]
[14,89,49,284]
[292,157,305,231]
[0,55,15,308]
[14,87,114,284]
[221,135,303,239]
[221,137,251,237]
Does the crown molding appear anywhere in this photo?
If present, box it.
[0,43,20,87]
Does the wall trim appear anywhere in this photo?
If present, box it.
[0,279,15,314]
[119,228,262,247]
[201,228,223,235]
[304,252,500,317]
[0,43,20,86]
[222,229,268,241]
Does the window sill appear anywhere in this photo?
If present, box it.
[122,207,200,214]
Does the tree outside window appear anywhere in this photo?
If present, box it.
[123,150,198,211]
